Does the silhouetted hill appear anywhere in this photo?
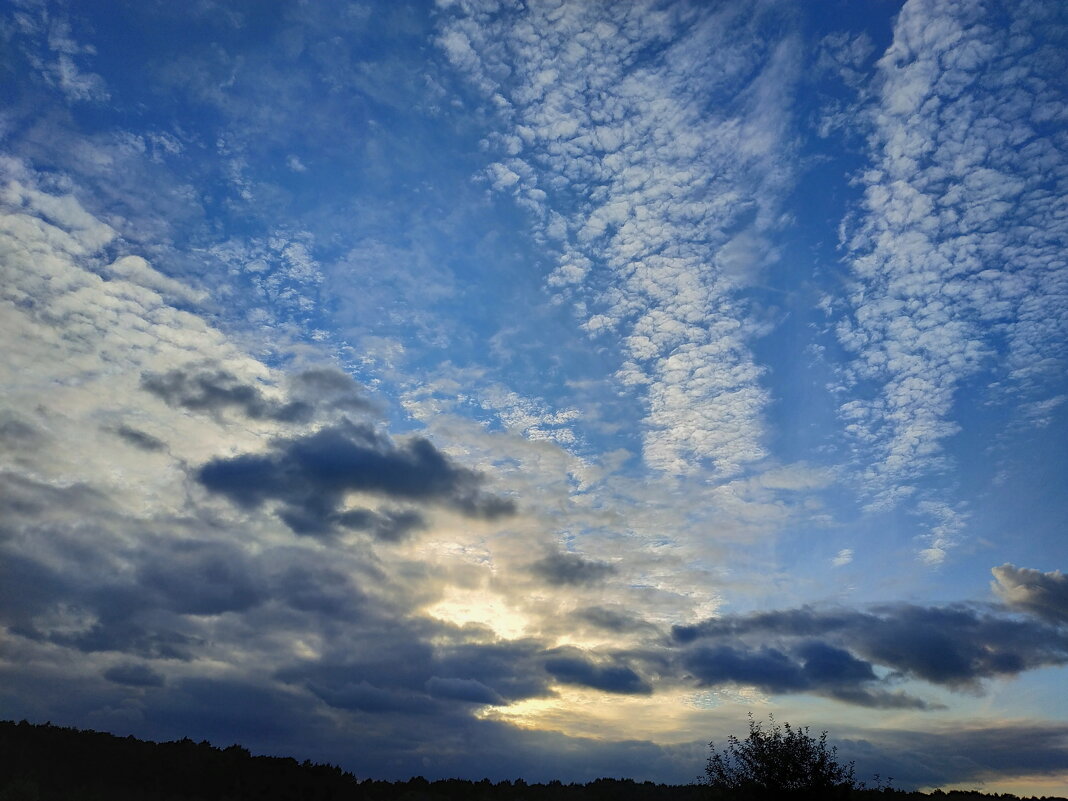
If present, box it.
[0,720,1064,801]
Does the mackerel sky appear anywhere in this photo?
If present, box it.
[2,0,1067,793]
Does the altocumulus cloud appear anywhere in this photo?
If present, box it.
[440,0,800,478]
[837,0,1068,558]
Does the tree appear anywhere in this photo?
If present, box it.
[706,714,856,800]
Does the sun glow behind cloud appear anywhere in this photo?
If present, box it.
[426,587,532,641]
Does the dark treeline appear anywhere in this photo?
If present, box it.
[1,720,1064,801]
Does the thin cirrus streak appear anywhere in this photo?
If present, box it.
[839,0,1068,524]
[439,0,800,478]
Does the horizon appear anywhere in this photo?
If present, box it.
[1,0,1066,796]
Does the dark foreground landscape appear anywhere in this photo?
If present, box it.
[1,721,1064,801]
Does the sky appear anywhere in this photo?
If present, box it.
[1,0,1067,794]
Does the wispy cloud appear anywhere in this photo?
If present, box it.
[7,5,109,102]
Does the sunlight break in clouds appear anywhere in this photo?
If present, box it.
[440,0,800,478]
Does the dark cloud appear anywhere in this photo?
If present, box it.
[828,688,933,710]
[141,364,374,425]
[573,606,660,634]
[0,545,198,661]
[544,654,651,695]
[157,677,329,746]
[103,663,165,687]
[992,563,1068,624]
[278,637,562,723]
[142,365,314,423]
[432,641,554,704]
[287,367,375,415]
[113,424,167,452]
[305,679,437,715]
[0,472,108,523]
[138,539,265,616]
[672,606,847,642]
[672,603,1068,693]
[197,419,515,534]
[796,640,877,685]
[841,723,1068,789]
[425,676,504,705]
[684,644,808,692]
[530,551,616,586]
[680,639,929,709]
[272,561,366,619]
[0,413,43,449]
[282,504,426,541]
[0,661,704,784]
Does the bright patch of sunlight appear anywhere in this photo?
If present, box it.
[478,686,730,741]
[425,586,530,639]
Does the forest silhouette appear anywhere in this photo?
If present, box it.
[1,720,1064,801]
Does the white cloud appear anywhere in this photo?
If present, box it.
[105,255,208,306]
[7,8,109,103]
[838,0,1068,555]
[440,1,801,479]
[832,549,853,568]
[0,161,287,502]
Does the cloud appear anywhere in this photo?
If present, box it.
[196,419,516,535]
[672,602,1068,694]
[844,722,1068,790]
[103,663,165,688]
[544,654,651,695]
[287,367,375,415]
[425,676,504,706]
[439,1,801,478]
[279,638,554,718]
[112,424,168,452]
[837,0,1068,549]
[530,550,617,587]
[2,3,1065,792]
[141,365,314,423]
[138,539,266,616]
[573,606,660,635]
[678,641,929,708]
[105,255,207,305]
[992,564,1068,624]
[6,9,109,103]
[301,507,426,543]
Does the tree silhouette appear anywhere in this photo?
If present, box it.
[705,714,856,800]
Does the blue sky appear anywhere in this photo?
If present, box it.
[1,0,1067,793]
